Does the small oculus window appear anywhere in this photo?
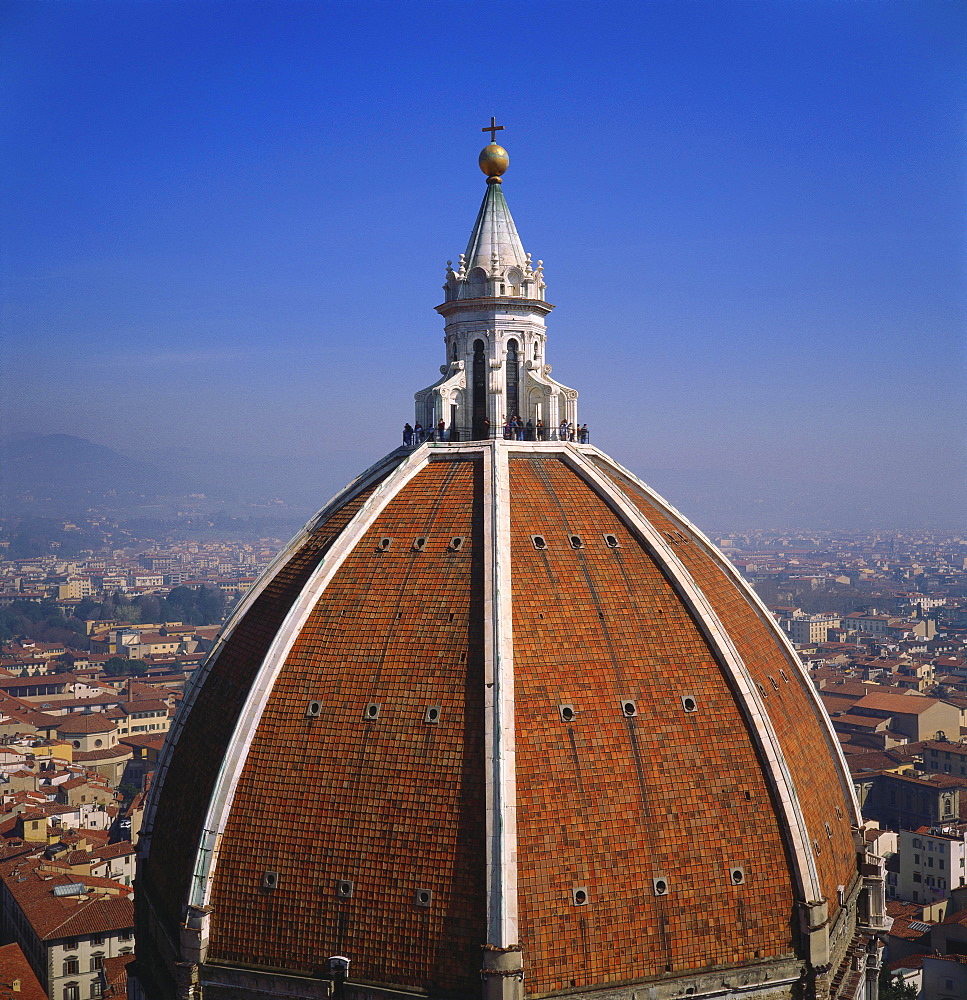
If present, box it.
[620,699,637,718]
[305,701,322,719]
[569,535,584,549]
[729,866,746,885]
[571,886,589,905]
[448,536,465,551]
[262,871,279,890]
[558,704,576,723]
[376,537,392,552]
[603,533,620,548]
[681,694,697,713]
[363,703,381,721]
[415,888,432,907]
[532,535,547,550]
[653,876,669,896]
[424,705,441,725]
[412,537,427,552]
[336,880,353,899]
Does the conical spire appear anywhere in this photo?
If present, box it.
[462,181,528,274]
[443,131,545,304]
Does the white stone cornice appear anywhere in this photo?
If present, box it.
[435,297,554,318]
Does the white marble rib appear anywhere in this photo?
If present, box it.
[186,446,434,908]
[138,447,411,860]
[561,446,824,905]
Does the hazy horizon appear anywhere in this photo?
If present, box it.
[2,1,964,530]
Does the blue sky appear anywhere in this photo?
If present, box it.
[1,0,964,527]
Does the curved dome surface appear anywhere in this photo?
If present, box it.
[136,440,867,1000]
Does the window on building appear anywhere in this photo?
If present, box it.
[91,981,102,999]
[63,939,77,950]
[90,935,103,946]
[63,958,79,975]
[941,860,946,870]
[120,929,132,940]
[913,873,922,882]
[63,983,79,1000]
[929,858,935,867]
[91,953,104,971]
[915,854,920,864]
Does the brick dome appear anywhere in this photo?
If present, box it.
[134,441,883,1000]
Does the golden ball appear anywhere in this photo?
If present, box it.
[478,143,509,178]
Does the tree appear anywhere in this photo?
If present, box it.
[135,594,162,624]
[878,968,917,1000]
[117,782,140,801]
[74,597,98,621]
[164,584,226,625]
[103,657,148,677]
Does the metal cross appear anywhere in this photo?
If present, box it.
[481,117,505,143]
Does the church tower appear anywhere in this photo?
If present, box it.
[415,120,578,440]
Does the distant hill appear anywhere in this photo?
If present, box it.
[0,434,181,507]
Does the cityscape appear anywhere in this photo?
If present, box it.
[0,509,966,997]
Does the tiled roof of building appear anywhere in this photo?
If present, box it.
[71,746,130,763]
[0,673,76,689]
[110,700,169,715]
[1,861,133,940]
[0,942,47,1000]
[55,714,116,735]
[831,712,889,730]
[91,841,135,862]
[119,734,166,752]
[886,954,928,971]
[889,915,935,940]
[846,750,911,773]
[914,739,967,755]
[101,953,135,998]
[853,692,942,715]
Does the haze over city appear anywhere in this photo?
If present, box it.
[1,0,964,529]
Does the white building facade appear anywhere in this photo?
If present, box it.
[896,827,967,905]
